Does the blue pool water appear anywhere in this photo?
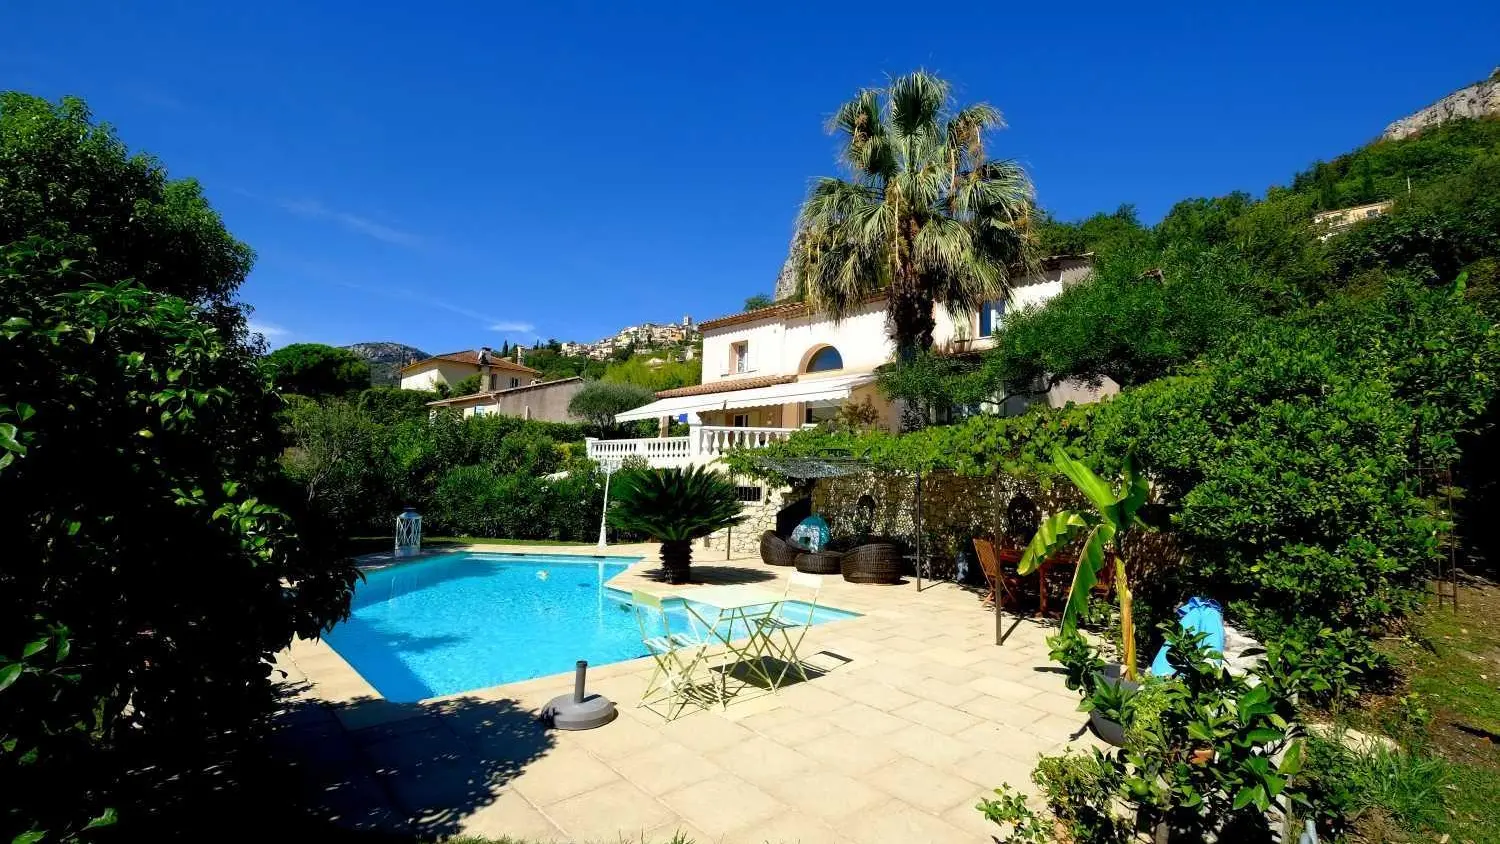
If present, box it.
[323,553,859,702]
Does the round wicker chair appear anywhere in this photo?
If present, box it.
[795,549,846,575]
[840,542,905,584]
[760,531,800,567]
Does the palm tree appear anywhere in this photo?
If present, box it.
[607,466,746,584]
[793,71,1039,358]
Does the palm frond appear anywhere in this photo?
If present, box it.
[607,466,745,542]
[887,71,948,141]
[799,70,1039,352]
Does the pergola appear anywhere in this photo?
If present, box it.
[742,451,941,592]
[745,450,1020,646]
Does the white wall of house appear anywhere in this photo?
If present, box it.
[699,258,1094,383]
[700,300,892,385]
[930,257,1094,353]
[399,361,480,391]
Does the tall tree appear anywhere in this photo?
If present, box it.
[264,343,371,397]
[0,94,254,322]
[793,71,1038,357]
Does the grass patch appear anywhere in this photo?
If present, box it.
[1361,582,1500,842]
[341,536,598,556]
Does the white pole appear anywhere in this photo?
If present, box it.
[597,463,614,550]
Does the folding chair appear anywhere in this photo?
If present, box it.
[631,590,725,720]
[757,572,822,689]
[973,538,1023,611]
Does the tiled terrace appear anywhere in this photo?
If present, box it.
[272,543,1105,843]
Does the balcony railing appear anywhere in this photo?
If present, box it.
[586,424,795,469]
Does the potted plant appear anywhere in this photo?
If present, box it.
[606,465,747,584]
[1021,446,1150,743]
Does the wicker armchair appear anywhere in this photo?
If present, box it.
[760,531,800,567]
[840,542,905,584]
[795,549,846,575]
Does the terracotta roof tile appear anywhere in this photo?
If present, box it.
[653,374,795,399]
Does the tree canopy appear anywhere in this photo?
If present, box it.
[264,343,372,398]
[567,380,656,429]
[793,71,1039,356]
[0,93,254,315]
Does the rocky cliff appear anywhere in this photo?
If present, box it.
[343,342,430,386]
[1383,68,1500,141]
[772,228,806,301]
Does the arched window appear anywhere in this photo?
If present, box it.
[805,346,843,373]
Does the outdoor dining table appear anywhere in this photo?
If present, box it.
[674,584,786,692]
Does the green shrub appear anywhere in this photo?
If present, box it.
[1,245,356,841]
[1031,753,1129,843]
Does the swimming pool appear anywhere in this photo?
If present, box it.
[323,552,859,702]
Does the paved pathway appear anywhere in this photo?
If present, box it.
[273,543,1105,843]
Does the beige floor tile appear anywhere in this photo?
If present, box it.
[884,722,982,768]
[967,674,1045,702]
[836,679,920,712]
[864,755,989,814]
[564,712,664,761]
[948,748,1041,792]
[707,735,816,789]
[955,722,1061,763]
[660,774,788,839]
[915,662,985,686]
[545,779,677,841]
[457,790,567,841]
[828,701,909,737]
[799,728,901,776]
[658,712,757,753]
[511,747,622,806]
[1027,689,1088,717]
[720,810,849,844]
[907,677,982,708]
[777,683,851,715]
[921,645,990,669]
[609,740,726,797]
[1024,712,1089,742]
[891,699,983,735]
[758,770,887,822]
[956,692,1040,725]
[754,712,839,746]
[839,799,975,844]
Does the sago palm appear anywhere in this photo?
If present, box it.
[607,466,746,584]
[793,70,1039,357]
[1020,447,1150,679]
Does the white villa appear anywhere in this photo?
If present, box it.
[587,255,1111,469]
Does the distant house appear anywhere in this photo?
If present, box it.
[426,376,586,423]
[1313,201,1394,241]
[398,347,541,392]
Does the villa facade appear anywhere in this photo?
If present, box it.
[587,255,1112,469]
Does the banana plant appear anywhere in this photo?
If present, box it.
[1019,447,1150,679]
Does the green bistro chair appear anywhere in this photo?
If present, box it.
[757,572,823,689]
[631,590,726,720]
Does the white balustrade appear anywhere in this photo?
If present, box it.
[696,425,794,458]
[586,424,795,470]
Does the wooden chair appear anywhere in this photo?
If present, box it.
[972,538,1024,611]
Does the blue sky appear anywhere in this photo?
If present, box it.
[5,2,1497,353]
